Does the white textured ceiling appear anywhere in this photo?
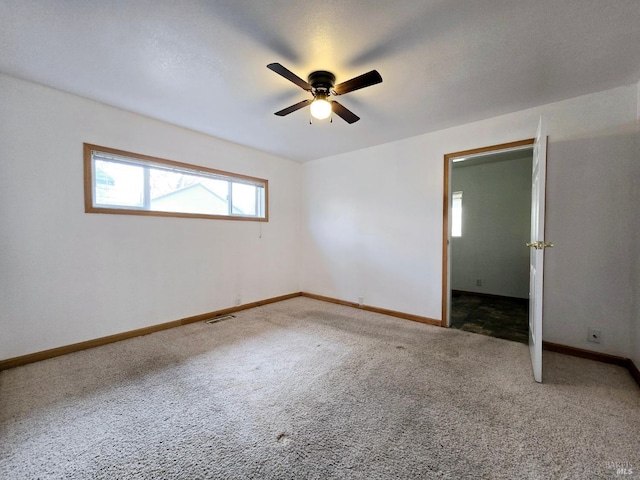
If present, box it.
[2,1,639,162]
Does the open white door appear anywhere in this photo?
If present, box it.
[528,115,549,383]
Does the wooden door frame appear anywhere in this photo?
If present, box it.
[441,138,535,327]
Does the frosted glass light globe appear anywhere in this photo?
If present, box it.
[310,98,332,120]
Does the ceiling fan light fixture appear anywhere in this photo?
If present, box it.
[310,95,332,120]
[268,63,381,124]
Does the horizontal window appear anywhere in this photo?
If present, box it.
[84,144,268,221]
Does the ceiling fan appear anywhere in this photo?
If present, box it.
[267,63,382,124]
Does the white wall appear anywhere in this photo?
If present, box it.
[0,74,302,360]
[451,156,532,298]
[302,84,638,357]
[632,79,640,368]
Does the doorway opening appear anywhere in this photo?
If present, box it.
[442,139,534,344]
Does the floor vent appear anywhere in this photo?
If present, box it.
[205,315,235,325]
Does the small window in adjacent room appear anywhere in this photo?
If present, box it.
[452,191,462,237]
[84,144,268,221]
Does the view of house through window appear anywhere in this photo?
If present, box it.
[452,191,462,237]
[85,144,267,221]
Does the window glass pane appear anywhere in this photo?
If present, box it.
[231,182,258,216]
[94,159,144,207]
[149,168,230,215]
[452,191,462,237]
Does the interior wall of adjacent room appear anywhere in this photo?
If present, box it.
[302,83,638,358]
[450,155,532,298]
[0,74,302,361]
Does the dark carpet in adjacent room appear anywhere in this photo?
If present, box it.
[450,291,529,344]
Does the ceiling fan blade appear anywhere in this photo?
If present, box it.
[267,63,312,91]
[274,99,312,116]
[333,70,382,95]
[331,101,360,124]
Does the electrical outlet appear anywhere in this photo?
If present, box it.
[358,296,364,306]
[235,297,241,307]
[588,329,601,344]
[476,279,482,287]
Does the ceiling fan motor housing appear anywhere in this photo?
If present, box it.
[308,71,336,95]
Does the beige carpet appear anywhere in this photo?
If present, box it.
[1,297,639,479]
